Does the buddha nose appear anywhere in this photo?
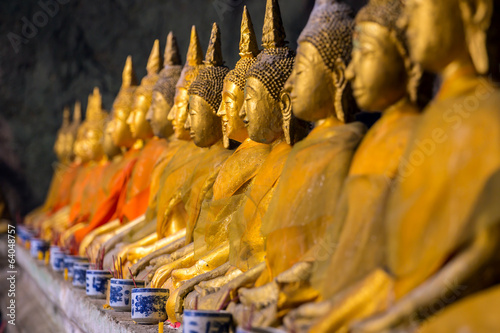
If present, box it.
[168,105,177,122]
[184,114,191,130]
[284,71,295,94]
[217,102,225,118]
[146,106,153,123]
[345,61,355,82]
[239,102,246,121]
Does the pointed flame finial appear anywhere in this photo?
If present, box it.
[204,22,224,66]
[122,55,138,88]
[73,100,82,125]
[86,87,103,122]
[239,6,259,58]
[186,26,204,67]
[146,39,161,75]
[62,106,70,129]
[164,31,182,66]
[262,0,287,49]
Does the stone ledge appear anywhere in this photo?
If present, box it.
[18,246,175,333]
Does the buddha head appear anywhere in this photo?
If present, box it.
[147,32,182,139]
[54,106,70,162]
[74,88,106,163]
[111,56,138,148]
[102,114,121,159]
[186,23,229,148]
[58,101,82,163]
[169,26,204,141]
[217,6,259,148]
[403,0,492,75]
[285,0,355,124]
[240,0,296,144]
[346,0,417,112]
[127,40,161,140]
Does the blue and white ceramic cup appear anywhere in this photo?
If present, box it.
[236,327,286,333]
[30,238,49,259]
[183,310,234,333]
[131,288,169,324]
[86,269,112,298]
[50,248,66,272]
[72,262,91,288]
[64,255,88,278]
[109,279,146,311]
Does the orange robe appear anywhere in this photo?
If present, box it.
[74,149,140,244]
[50,162,81,214]
[229,141,291,271]
[156,141,205,238]
[193,139,272,255]
[261,121,366,282]
[114,138,169,223]
[68,163,98,224]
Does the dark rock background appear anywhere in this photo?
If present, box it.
[0,0,367,216]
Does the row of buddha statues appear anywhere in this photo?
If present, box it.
[24,0,500,331]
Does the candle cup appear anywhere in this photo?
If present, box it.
[131,288,169,324]
[183,310,234,333]
[72,262,91,288]
[86,269,112,298]
[109,279,145,311]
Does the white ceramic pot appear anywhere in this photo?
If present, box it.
[131,288,169,324]
[86,269,112,298]
[64,255,88,278]
[50,248,66,272]
[72,262,91,288]
[30,238,49,259]
[109,279,145,311]
[183,310,234,333]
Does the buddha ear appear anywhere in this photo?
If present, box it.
[459,0,493,74]
[280,90,293,145]
[332,58,347,123]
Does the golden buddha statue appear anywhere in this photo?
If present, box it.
[180,3,306,314]
[279,0,500,332]
[224,0,369,327]
[216,6,258,149]
[151,22,233,292]
[258,0,364,286]
[278,0,429,331]
[159,1,299,322]
[75,56,140,250]
[146,31,182,140]
[345,0,500,331]
[84,41,174,264]
[53,87,108,249]
[126,27,209,277]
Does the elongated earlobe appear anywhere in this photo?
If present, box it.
[333,58,347,123]
[459,0,493,74]
[280,91,293,145]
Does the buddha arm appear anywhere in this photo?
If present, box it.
[167,262,232,323]
[126,229,186,264]
[150,246,199,288]
[130,232,186,276]
[101,214,146,253]
[170,242,230,288]
[350,226,500,333]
